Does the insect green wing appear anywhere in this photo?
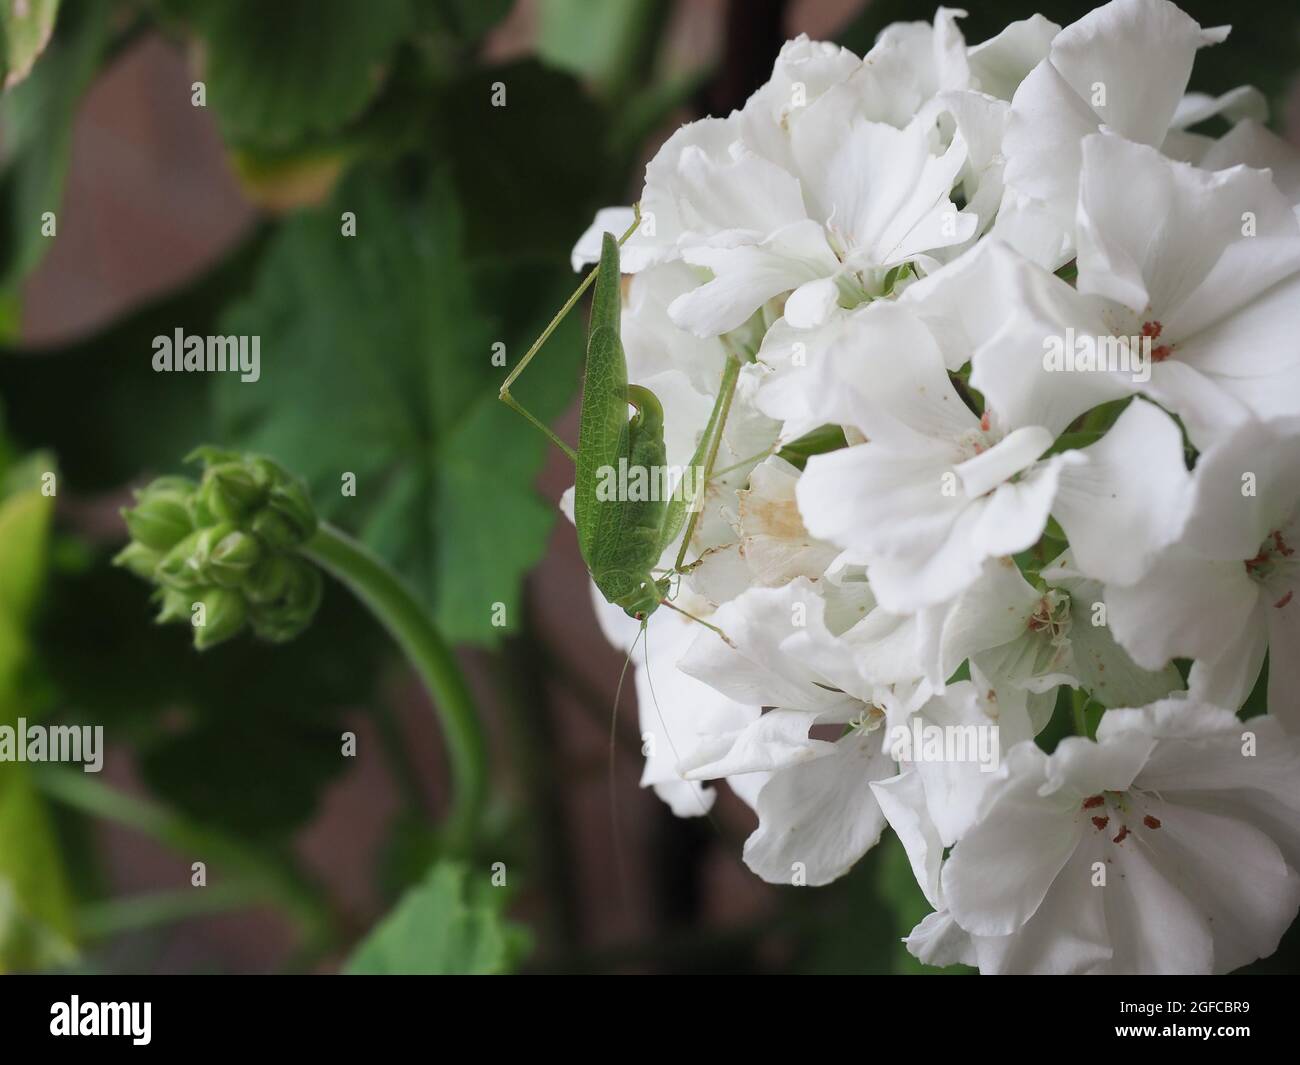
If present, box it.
[574,233,668,618]
[574,232,628,569]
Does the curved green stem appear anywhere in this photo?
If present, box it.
[78,883,261,939]
[302,523,487,852]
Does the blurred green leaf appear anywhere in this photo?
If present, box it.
[790,848,898,974]
[0,0,60,90]
[188,0,414,148]
[0,231,268,492]
[1241,654,1269,719]
[0,477,77,971]
[0,0,111,289]
[419,0,513,44]
[538,0,669,105]
[0,775,77,971]
[35,554,387,843]
[432,60,612,259]
[345,860,529,974]
[0,459,53,622]
[216,167,585,644]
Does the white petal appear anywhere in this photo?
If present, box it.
[871,770,945,907]
[737,35,862,173]
[571,206,639,271]
[967,14,1060,101]
[799,441,968,560]
[1169,85,1267,130]
[1001,59,1099,231]
[680,707,834,780]
[1164,274,1300,444]
[782,275,841,329]
[1077,135,1300,336]
[941,742,1079,936]
[969,840,1112,974]
[622,262,729,392]
[1199,119,1300,202]
[910,682,1016,845]
[671,220,840,337]
[1051,398,1194,586]
[1048,0,1214,146]
[743,730,893,885]
[905,908,977,968]
[969,452,1076,558]
[1125,799,1298,973]
[1188,599,1270,710]
[677,578,856,713]
[1106,548,1260,669]
[917,239,1127,434]
[795,114,973,266]
[671,139,809,244]
[1044,732,1155,796]
[986,185,1073,270]
[953,425,1051,498]
[1097,829,1215,974]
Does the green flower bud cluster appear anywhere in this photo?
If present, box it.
[115,447,322,650]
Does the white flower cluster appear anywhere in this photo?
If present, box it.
[572,0,1300,974]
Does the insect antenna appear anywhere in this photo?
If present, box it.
[640,622,723,836]
[607,620,645,917]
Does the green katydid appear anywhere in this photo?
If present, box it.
[498,208,741,637]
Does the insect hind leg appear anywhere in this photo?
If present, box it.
[656,596,735,648]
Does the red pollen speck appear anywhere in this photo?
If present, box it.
[1092,816,1110,831]
[1275,531,1295,557]
[1143,815,1162,830]
[1141,321,1171,361]
[1082,795,1105,809]
[979,410,991,432]
[1113,825,1131,844]
[1276,590,1294,610]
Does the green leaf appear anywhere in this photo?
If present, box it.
[1241,654,1269,719]
[0,768,77,971]
[0,481,77,972]
[420,0,513,43]
[0,471,51,625]
[0,0,111,288]
[0,0,59,90]
[190,0,413,148]
[345,860,529,974]
[777,423,848,470]
[432,60,612,259]
[538,0,634,82]
[35,554,387,843]
[0,231,268,492]
[216,167,584,644]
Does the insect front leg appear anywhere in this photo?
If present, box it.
[497,206,642,462]
[670,352,743,574]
